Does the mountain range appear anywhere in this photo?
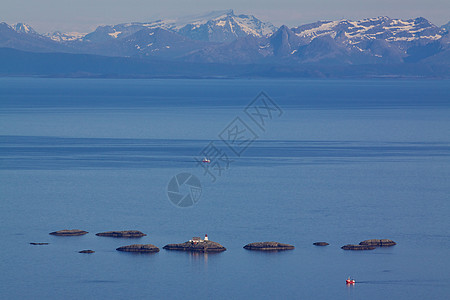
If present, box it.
[1,10,449,78]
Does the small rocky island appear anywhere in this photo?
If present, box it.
[342,239,396,250]
[243,242,295,251]
[163,235,226,252]
[116,244,160,253]
[79,250,95,254]
[49,229,88,236]
[96,230,146,238]
[313,242,329,246]
[359,239,396,247]
[341,244,376,250]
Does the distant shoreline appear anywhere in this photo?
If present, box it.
[1,48,449,80]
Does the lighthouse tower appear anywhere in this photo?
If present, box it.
[204,234,208,241]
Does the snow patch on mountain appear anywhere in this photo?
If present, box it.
[217,20,226,27]
[108,30,122,38]
[293,20,340,39]
[47,31,86,41]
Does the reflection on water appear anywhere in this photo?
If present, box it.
[185,251,226,265]
[115,251,159,256]
[188,251,209,264]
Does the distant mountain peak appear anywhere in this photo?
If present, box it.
[270,25,302,56]
[176,10,276,42]
[0,22,12,29]
[12,23,37,35]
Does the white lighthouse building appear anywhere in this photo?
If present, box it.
[188,234,209,243]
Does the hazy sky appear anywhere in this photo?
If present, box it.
[2,0,449,33]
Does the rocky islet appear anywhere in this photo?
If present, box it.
[96,230,146,238]
[342,239,396,250]
[313,242,329,246]
[116,244,160,253]
[79,250,95,254]
[49,229,88,236]
[243,242,295,251]
[359,239,396,247]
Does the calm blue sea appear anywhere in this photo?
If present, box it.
[0,78,449,299]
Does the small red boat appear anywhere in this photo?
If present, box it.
[346,277,356,285]
[202,157,211,163]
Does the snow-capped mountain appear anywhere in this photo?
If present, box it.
[82,21,176,42]
[0,22,70,53]
[0,13,448,66]
[177,9,276,42]
[288,17,448,63]
[12,23,38,35]
[81,9,275,43]
[181,16,449,64]
[292,17,444,46]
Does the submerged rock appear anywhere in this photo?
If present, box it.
[116,244,160,253]
[96,230,146,238]
[313,242,329,246]
[243,242,295,251]
[49,229,88,236]
[79,250,95,254]
[359,239,396,247]
[341,244,376,250]
[30,242,49,245]
[163,240,226,252]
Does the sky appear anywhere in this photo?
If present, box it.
[2,0,449,33]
